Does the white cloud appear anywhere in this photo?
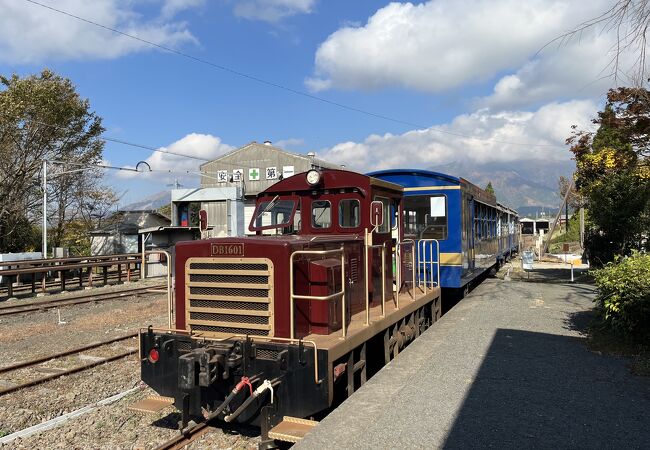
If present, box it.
[274,138,304,149]
[233,0,315,23]
[0,0,200,64]
[117,133,233,182]
[477,32,634,109]
[161,0,206,19]
[320,100,597,173]
[306,0,623,105]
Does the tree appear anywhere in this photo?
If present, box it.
[485,181,495,197]
[558,175,583,211]
[0,69,116,254]
[558,1,650,86]
[567,87,650,263]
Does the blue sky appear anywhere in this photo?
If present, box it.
[0,0,633,206]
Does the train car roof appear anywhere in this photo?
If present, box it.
[368,169,460,186]
[368,168,503,208]
[259,168,402,197]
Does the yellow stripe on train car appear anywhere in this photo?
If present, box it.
[439,253,462,265]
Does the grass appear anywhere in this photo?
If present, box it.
[0,430,8,438]
[547,214,582,253]
[586,320,650,377]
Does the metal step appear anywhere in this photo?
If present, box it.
[128,395,174,413]
[268,416,319,443]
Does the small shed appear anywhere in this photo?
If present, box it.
[171,186,245,238]
[90,210,171,255]
[520,217,550,235]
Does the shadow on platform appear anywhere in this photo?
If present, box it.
[508,268,594,284]
[443,327,650,449]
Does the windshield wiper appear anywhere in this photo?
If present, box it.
[261,195,279,214]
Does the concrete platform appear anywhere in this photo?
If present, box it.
[297,279,650,449]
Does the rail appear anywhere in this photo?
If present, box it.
[0,285,165,317]
[417,239,441,291]
[395,239,417,308]
[289,246,346,340]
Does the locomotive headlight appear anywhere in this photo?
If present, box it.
[306,169,321,186]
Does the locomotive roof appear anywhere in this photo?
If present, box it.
[259,168,402,196]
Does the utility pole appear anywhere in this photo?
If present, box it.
[42,160,47,259]
[565,198,569,233]
[579,207,585,248]
[544,177,574,254]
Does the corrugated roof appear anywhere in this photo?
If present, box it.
[199,141,338,170]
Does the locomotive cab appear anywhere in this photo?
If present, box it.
[137,169,441,442]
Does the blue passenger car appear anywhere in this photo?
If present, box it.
[368,169,519,292]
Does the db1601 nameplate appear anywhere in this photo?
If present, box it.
[211,243,244,256]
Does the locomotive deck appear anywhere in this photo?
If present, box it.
[305,286,440,362]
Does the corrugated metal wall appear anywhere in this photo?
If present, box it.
[200,143,337,196]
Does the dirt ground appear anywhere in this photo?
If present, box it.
[0,282,260,449]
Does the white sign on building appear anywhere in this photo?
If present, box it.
[249,168,260,181]
[282,165,295,178]
[217,170,228,183]
[232,169,243,182]
[266,167,278,180]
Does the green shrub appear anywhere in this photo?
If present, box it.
[592,251,650,340]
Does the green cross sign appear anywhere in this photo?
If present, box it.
[249,168,260,181]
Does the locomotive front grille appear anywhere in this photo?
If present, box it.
[185,257,274,337]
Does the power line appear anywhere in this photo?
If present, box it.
[22,0,563,149]
[2,114,210,162]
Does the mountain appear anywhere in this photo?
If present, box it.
[431,160,575,211]
[121,191,170,211]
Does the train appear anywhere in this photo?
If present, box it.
[369,169,519,295]
[137,168,518,447]
[138,168,442,446]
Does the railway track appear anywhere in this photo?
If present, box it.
[0,284,166,317]
[154,422,217,450]
[0,333,139,397]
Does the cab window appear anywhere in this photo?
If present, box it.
[339,199,360,228]
[311,200,331,229]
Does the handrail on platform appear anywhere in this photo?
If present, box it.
[417,239,441,291]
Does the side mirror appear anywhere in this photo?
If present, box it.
[370,201,384,228]
[199,209,208,231]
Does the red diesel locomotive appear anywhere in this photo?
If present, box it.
[138,169,441,444]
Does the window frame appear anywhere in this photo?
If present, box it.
[249,196,299,232]
[338,198,361,229]
[311,199,333,230]
[374,196,392,234]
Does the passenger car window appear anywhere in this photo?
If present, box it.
[339,199,360,228]
[403,195,448,240]
[311,200,331,228]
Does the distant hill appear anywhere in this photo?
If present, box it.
[121,191,170,211]
[431,160,574,211]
